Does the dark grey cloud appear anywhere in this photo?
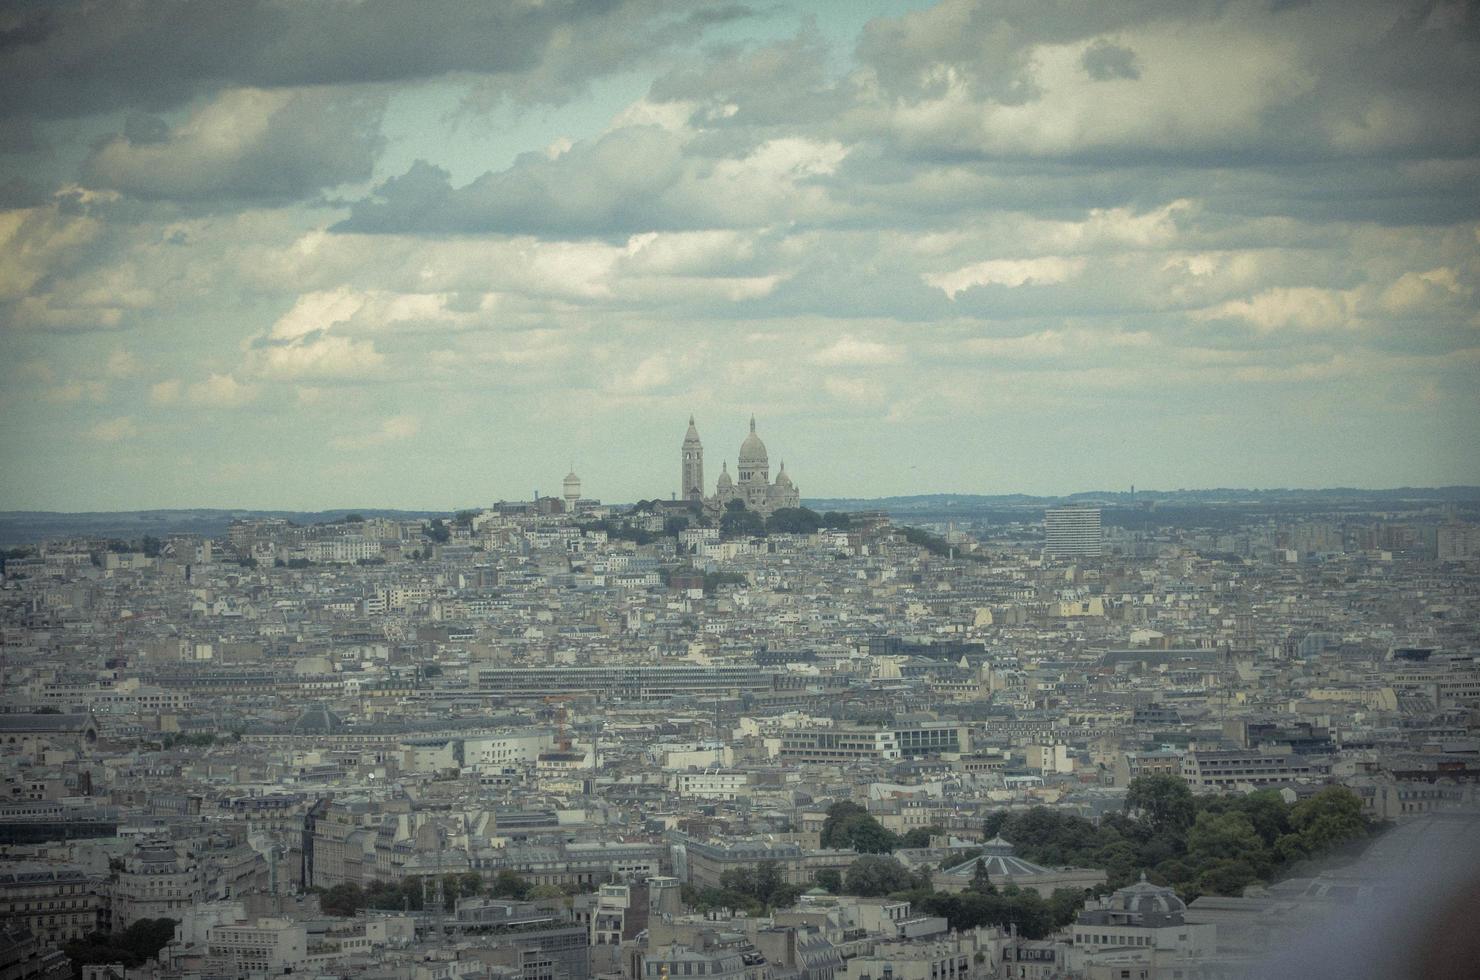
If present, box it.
[334,126,690,237]
[1080,41,1140,81]
[121,113,170,146]
[79,89,386,202]
[0,174,49,208]
[648,28,853,129]
[0,0,749,120]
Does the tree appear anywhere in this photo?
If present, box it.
[970,858,995,895]
[898,827,941,849]
[319,882,364,915]
[720,506,766,539]
[821,801,867,845]
[490,869,532,900]
[64,918,179,979]
[843,855,914,896]
[1125,775,1196,837]
[753,860,784,904]
[1194,858,1260,898]
[814,869,842,894]
[821,801,898,853]
[1187,812,1266,870]
[821,511,852,529]
[1287,786,1368,854]
[765,507,822,535]
[424,518,451,543]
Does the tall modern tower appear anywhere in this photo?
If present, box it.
[1044,505,1102,557]
[681,416,704,502]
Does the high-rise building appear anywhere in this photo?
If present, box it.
[1044,505,1102,557]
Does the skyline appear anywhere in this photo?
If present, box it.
[3,0,1479,511]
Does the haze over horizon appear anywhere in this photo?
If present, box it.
[2,0,1478,512]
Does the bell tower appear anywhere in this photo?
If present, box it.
[681,416,704,502]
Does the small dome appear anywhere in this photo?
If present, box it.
[738,416,768,467]
[774,462,793,487]
[1110,874,1186,916]
[716,462,733,487]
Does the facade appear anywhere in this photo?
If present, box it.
[1114,750,1185,788]
[681,417,800,518]
[1179,750,1316,792]
[671,836,856,890]
[0,865,107,947]
[841,935,973,980]
[0,927,70,980]
[477,665,778,700]
[1044,506,1103,557]
[1069,877,1218,979]
[111,842,206,928]
[769,729,901,764]
[206,918,308,977]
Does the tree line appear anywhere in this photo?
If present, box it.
[313,870,568,916]
[988,775,1375,900]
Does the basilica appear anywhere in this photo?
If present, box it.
[681,416,800,518]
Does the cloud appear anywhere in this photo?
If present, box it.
[88,416,139,441]
[811,336,903,366]
[1,0,741,120]
[924,257,1087,298]
[104,349,139,378]
[608,354,674,395]
[81,88,385,201]
[335,127,848,237]
[187,372,257,407]
[4,0,1480,507]
[848,0,1480,162]
[247,335,387,381]
[149,380,182,405]
[1080,41,1140,81]
[330,414,421,450]
[1195,286,1360,333]
[1379,267,1472,314]
[43,380,107,404]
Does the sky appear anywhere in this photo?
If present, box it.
[1,0,1478,512]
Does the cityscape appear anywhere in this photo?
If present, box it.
[2,3,1479,980]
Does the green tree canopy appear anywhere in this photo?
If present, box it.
[843,855,914,896]
[1287,786,1368,854]
[765,507,822,535]
[720,507,766,539]
[1125,774,1196,837]
[821,801,899,853]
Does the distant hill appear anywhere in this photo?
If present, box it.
[803,487,1480,531]
[2,486,1476,545]
[806,487,1480,510]
[0,508,442,546]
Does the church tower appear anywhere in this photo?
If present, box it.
[681,416,705,502]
